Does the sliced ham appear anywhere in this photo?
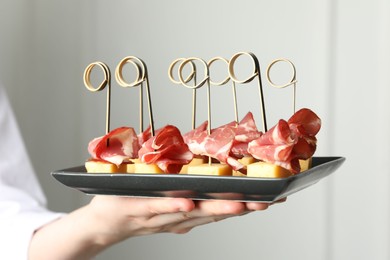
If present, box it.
[247,119,296,166]
[137,125,152,147]
[205,125,242,169]
[138,125,193,173]
[248,108,321,174]
[137,125,164,147]
[183,121,242,170]
[182,112,262,171]
[183,120,208,155]
[233,112,262,142]
[288,108,321,136]
[88,127,140,166]
[230,112,262,158]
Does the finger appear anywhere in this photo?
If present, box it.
[139,200,249,234]
[168,214,234,234]
[272,197,287,204]
[129,197,196,217]
[157,200,249,234]
[187,200,247,218]
[245,202,269,211]
[130,212,192,236]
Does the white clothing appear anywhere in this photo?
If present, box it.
[0,85,64,259]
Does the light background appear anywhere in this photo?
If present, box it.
[1,1,389,259]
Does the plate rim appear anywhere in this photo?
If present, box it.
[51,156,346,202]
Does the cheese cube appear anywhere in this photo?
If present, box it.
[239,156,257,165]
[134,163,164,174]
[125,159,140,173]
[299,158,312,172]
[85,160,127,173]
[187,163,232,176]
[126,163,136,173]
[247,162,293,178]
[233,156,257,176]
[180,157,207,174]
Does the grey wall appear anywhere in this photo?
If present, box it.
[1,0,389,259]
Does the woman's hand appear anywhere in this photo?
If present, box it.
[87,196,269,242]
[29,196,270,260]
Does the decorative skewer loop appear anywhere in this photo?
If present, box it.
[207,57,239,125]
[207,57,231,86]
[266,58,297,113]
[179,57,212,165]
[178,57,209,90]
[228,52,267,132]
[168,58,196,85]
[83,61,111,135]
[115,56,155,136]
[115,58,142,88]
[169,58,198,130]
[228,52,259,84]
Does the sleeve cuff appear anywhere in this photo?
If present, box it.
[0,206,66,260]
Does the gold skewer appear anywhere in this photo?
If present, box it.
[83,61,111,136]
[266,58,297,113]
[228,52,267,132]
[178,57,211,164]
[207,57,239,125]
[168,58,197,130]
[115,56,155,137]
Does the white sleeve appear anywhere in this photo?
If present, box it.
[0,85,65,259]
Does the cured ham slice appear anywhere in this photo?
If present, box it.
[204,125,243,170]
[288,108,321,136]
[248,108,321,173]
[183,121,242,170]
[182,120,208,155]
[88,127,140,166]
[137,125,152,147]
[230,112,262,158]
[137,125,164,147]
[138,125,193,173]
[234,112,262,142]
[182,112,262,171]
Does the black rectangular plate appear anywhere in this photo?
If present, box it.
[51,156,345,203]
